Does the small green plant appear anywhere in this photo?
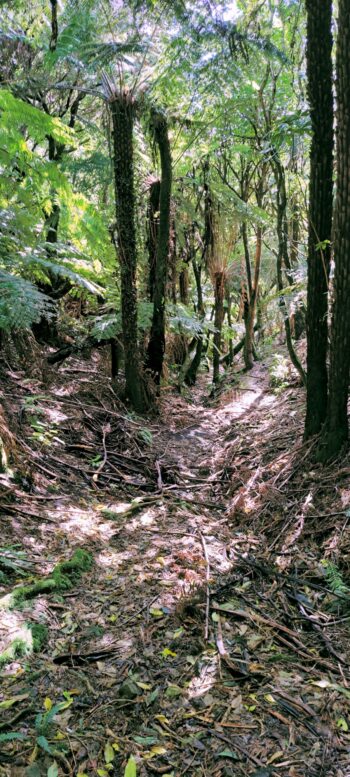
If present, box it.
[90,453,103,467]
[29,417,59,446]
[321,559,350,598]
[138,428,153,446]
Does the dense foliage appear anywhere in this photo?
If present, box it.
[0,0,349,457]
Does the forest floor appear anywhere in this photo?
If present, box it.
[1,346,350,777]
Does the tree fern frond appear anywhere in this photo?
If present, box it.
[0,89,76,147]
[20,250,105,296]
[0,271,54,330]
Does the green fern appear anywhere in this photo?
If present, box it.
[0,271,54,330]
[321,560,350,598]
[0,90,76,147]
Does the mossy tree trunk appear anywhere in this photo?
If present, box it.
[110,93,149,412]
[304,0,334,438]
[318,0,350,460]
[146,110,172,384]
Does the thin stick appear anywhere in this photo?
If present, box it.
[93,423,110,483]
[200,533,211,641]
[155,459,163,492]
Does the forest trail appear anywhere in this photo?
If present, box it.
[1,360,350,777]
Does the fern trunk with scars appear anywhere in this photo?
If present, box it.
[318,0,350,461]
[146,110,172,384]
[110,93,149,413]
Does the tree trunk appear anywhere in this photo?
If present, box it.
[304,0,334,438]
[225,286,234,366]
[243,226,262,369]
[146,178,160,301]
[146,110,172,384]
[318,0,350,460]
[213,271,225,384]
[168,218,177,303]
[185,257,205,386]
[273,156,306,386]
[110,93,149,413]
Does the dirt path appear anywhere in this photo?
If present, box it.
[1,363,350,777]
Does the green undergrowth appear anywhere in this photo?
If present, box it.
[321,559,350,609]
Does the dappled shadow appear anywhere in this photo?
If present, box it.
[1,356,350,777]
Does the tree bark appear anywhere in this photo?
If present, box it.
[304,0,334,438]
[146,178,160,301]
[110,93,149,412]
[273,155,306,386]
[213,271,225,384]
[184,257,205,386]
[243,226,262,369]
[146,110,172,384]
[318,0,350,460]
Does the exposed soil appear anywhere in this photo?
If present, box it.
[1,351,350,777]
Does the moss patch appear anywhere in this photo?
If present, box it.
[9,549,93,607]
[31,623,49,652]
[0,632,33,666]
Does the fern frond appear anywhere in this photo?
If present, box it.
[0,89,76,147]
[0,271,54,330]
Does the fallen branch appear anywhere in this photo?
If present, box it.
[92,423,111,484]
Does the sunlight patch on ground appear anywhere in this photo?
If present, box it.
[0,610,32,662]
[127,509,157,530]
[100,501,130,514]
[187,653,219,698]
[97,548,132,570]
[48,506,116,543]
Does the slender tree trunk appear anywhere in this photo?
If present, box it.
[273,156,306,386]
[146,179,160,301]
[168,218,177,303]
[213,271,225,384]
[225,286,234,366]
[185,257,205,386]
[242,221,253,300]
[147,110,172,384]
[243,226,262,369]
[318,0,350,460]
[179,265,189,303]
[304,0,334,438]
[110,93,149,413]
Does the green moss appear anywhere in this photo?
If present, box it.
[12,578,56,605]
[52,548,92,587]
[0,635,32,666]
[8,549,93,607]
[31,623,48,652]
[0,570,8,585]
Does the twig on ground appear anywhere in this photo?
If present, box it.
[200,533,211,641]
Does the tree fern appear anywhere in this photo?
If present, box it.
[0,271,54,330]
